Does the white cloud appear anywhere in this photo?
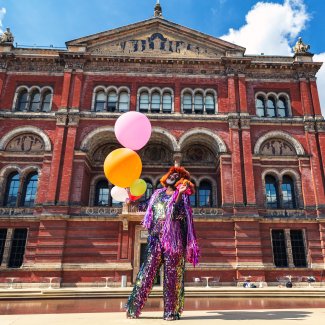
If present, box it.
[220,0,324,114]
[221,0,309,55]
[314,53,325,115]
[0,7,6,34]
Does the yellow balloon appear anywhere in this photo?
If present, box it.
[104,148,142,188]
[130,179,147,196]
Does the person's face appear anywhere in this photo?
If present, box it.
[166,172,180,187]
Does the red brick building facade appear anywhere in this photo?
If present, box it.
[0,6,325,287]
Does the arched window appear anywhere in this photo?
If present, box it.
[16,90,28,111]
[118,91,129,112]
[265,175,279,209]
[162,93,172,113]
[267,97,276,117]
[256,96,265,117]
[198,181,212,207]
[183,93,192,113]
[95,91,106,112]
[4,172,20,207]
[94,180,110,206]
[145,181,153,200]
[107,91,117,112]
[194,93,204,113]
[30,91,41,112]
[205,94,215,114]
[151,92,161,113]
[156,182,163,190]
[41,91,52,112]
[282,175,296,209]
[22,173,38,207]
[139,92,149,112]
[277,97,288,118]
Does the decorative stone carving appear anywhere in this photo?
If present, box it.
[0,28,14,44]
[154,1,163,18]
[304,121,315,132]
[183,145,214,163]
[56,114,68,126]
[68,115,80,126]
[140,144,172,164]
[260,139,296,156]
[293,37,310,54]
[93,144,119,163]
[240,118,251,129]
[90,32,221,59]
[316,122,325,132]
[5,134,44,152]
[228,118,240,129]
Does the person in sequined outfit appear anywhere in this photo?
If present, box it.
[126,166,199,321]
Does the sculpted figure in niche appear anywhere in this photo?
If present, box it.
[261,139,295,156]
[6,134,44,152]
[124,41,134,54]
[0,28,14,44]
[153,37,161,51]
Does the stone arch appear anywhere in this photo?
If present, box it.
[179,128,227,154]
[150,127,178,152]
[254,131,305,156]
[80,126,116,152]
[0,126,51,152]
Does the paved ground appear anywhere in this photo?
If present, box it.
[1,309,325,325]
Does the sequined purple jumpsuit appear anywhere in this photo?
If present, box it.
[126,188,197,320]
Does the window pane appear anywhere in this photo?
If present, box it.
[8,228,28,268]
[278,98,287,117]
[4,173,20,207]
[151,92,161,112]
[290,230,307,267]
[108,91,117,112]
[194,94,204,113]
[95,91,106,112]
[162,93,172,112]
[41,91,52,112]
[145,182,153,200]
[190,193,196,207]
[0,229,7,265]
[205,94,215,114]
[282,176,296,209]
[256,97,265,117]
[118,92,129,112]
[22,173,38,207]
[272,229,288,267]
[139,92,149,112]
[95,180,109,206]
[16,91,28,111]
[199,181,212,207]
[265,175,278,209]
[30,92,41,111]
[183,93,192,113]
[267,98,276,117]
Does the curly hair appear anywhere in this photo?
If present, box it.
[160,166,195,194]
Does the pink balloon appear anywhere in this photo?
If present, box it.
[115,112,152,150]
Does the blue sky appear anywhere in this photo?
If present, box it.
[0,0,324,111]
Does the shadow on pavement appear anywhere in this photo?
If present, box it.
[180,310,313,321]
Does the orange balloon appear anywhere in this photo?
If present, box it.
[104,148,142,188]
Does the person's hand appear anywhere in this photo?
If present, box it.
[178,183,188,194]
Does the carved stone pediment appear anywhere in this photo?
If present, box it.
[260,139,296,156]
[5,134,45,152]
[140,144,173,165]
[183,145,215,164]
[93,144,119,163]
[67,18,245,59]
[89,32,225,59]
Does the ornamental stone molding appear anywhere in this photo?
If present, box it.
[178,128,227,154]
[5,134,45,152]
[254,131,305,156]
[304,121,316,132]
[80,126,115,152]
[151,127,178,152]
[316,122,325,132]
[0,126,51,151]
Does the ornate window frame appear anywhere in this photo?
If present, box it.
[92,86,131,112]
[12,86,53,112]
[255,91,292,118]
[181,88,217,114]
[137,87,174,113]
